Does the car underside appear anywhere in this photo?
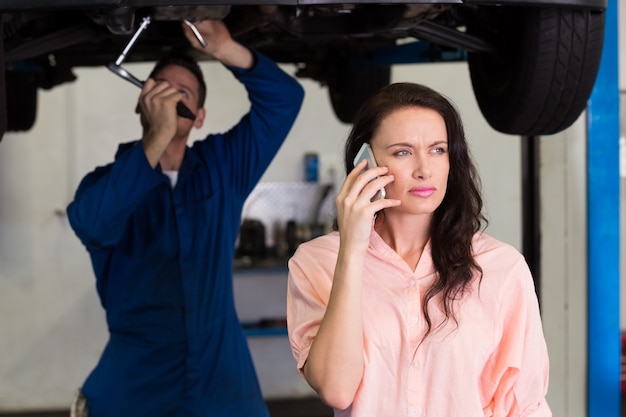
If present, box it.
[1,0,608,137]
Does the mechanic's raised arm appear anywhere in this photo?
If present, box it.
[183,20,254,70]
[187,19,304,198]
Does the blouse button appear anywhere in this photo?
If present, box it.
[408,279,416,287]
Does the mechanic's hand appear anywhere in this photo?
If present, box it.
[137,78,181,167]
[183,20,229,55]
[182,19,254,69]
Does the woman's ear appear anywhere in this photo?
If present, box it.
[194,107,206,130]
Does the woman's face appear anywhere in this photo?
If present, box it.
[370,106,449,217]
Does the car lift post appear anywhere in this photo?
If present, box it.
[586,0,620,416]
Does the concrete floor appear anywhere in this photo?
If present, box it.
[0,397,334,417]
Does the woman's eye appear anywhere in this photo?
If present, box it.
[433,147,447,154]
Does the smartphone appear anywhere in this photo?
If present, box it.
[353,143,386,201]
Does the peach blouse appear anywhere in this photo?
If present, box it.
[287,231,551,417]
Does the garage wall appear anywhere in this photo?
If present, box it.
[539,118,588,417]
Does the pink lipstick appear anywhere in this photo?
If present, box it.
[411,186,435,198]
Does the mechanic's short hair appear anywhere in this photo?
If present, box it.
[148,50,207,107]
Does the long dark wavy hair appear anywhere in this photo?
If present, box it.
[343,82,487,339]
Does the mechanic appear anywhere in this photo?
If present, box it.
[66,19,304,417]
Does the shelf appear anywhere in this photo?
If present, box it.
[244,328,289,337]
[242,318,288,337]
[234,256,289,272]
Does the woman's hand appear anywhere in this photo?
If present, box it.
[335,159,399,251]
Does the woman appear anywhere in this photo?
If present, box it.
[287,83,551,416]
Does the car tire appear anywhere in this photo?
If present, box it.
[7,71,38,132]
[467,6,605,136]
[327,62,391,124]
